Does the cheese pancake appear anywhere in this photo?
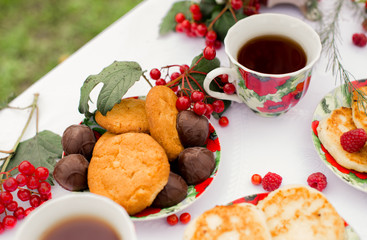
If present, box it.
[184,203,271,240]
[352,86,367,131]
[317,107,367,172]
[257,185,345,240]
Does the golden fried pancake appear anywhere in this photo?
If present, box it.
[145,86,184,161]
[257,185,345,240]
[352,86,367,131]
[88,132,170,215]
[317,107,367,172]
[95,98,149,134]
[183,203,271,240]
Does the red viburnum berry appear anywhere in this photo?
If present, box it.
[155,78,166,86]
[340,128,367,153]
[191,91,205,102]
[231,0,243,10]
[352,33,367,47]
[223,83,236,95]
[218,116,229,127]
[251,174,262,185]
[149,68,161,80]
[193,102,207,116]
[167,214,178,226]
[179,64,190,74]
[196,23,207,37]
[3,215,17,230]
[179,212,191,224]
[176,96,191,111]
[205,103,214,116]
[175,12,186,23]
[203,46,216,60]
[307,172,327,192]
[190,4,201,14]
[206,30,217,42]
[212,100,225,113]
[262,172,282,191]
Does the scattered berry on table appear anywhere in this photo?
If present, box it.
[340,128,367,153]
[307,172,327,192]
[251,174,262,185]
[218,116,229,127]
[352,33,367,47]
[167,214,179,226]
[179,212,191,224]
[262,172,282,191]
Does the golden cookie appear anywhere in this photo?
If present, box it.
[88,132,170,215]
[145,86,184,161]
[95,98,149,134]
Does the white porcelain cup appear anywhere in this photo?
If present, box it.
[15,193,137,240]
[203,13,322,117]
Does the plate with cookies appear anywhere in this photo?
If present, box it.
[312,79,367,192]
[58,86,221,221]
[183,185,359,240]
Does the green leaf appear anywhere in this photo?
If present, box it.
[159,1,191,35]
[209,11,247,41]
[5,130,63,185]
[78,61,142,117]
[199,0,223,19]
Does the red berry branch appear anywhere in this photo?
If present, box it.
[0,161,52,233]
[143,48,235,125]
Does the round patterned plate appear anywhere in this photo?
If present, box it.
[311,79,367,192]
[82,96,221,221]
[229,192,360,239]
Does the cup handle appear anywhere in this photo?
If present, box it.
[203,67,243,103]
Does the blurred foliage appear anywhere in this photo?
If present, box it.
[0,0,142,106]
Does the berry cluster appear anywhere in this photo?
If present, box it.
[0,161,52,233]
[147,47,234,126]
[250,172,328,192]
[174,0,260,48]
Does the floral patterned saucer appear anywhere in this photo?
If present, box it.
[311,79,367,192]
[229,192,360,239]
[82,96,221,221]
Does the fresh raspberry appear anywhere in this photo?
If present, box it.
[352,33,367,47]
[340,128,367,153]
[307,172,327,191]
[261,172,282,191]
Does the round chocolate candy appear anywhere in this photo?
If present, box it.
[176,110,209,147]
[152,172,188,208]
[178,147,215,185]
[61,124,96,160]
[53,154,89,191]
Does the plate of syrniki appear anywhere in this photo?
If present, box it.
[183,185,359,240]
[312,79,367,192]
[82,86,221,221]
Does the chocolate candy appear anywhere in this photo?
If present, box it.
[178,147,215,185]
[176,110,209,147]
[53,154,89,191]
[152,172,188,208]
[61,125,96,160]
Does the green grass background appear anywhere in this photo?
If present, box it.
[0,0,143,106]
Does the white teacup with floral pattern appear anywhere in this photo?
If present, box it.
[203,13,322,117]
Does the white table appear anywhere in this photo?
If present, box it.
[1,0,367,239]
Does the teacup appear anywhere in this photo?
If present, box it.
[15,193,137,240]
[203,13,322,117]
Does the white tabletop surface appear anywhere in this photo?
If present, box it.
[1,0,367,239]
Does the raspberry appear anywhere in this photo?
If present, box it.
[307,172,327,191]
[261,172,282,191]
[352,33,367,47]
[340,128,367,153]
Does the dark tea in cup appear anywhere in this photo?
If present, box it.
[237,35,307,74]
